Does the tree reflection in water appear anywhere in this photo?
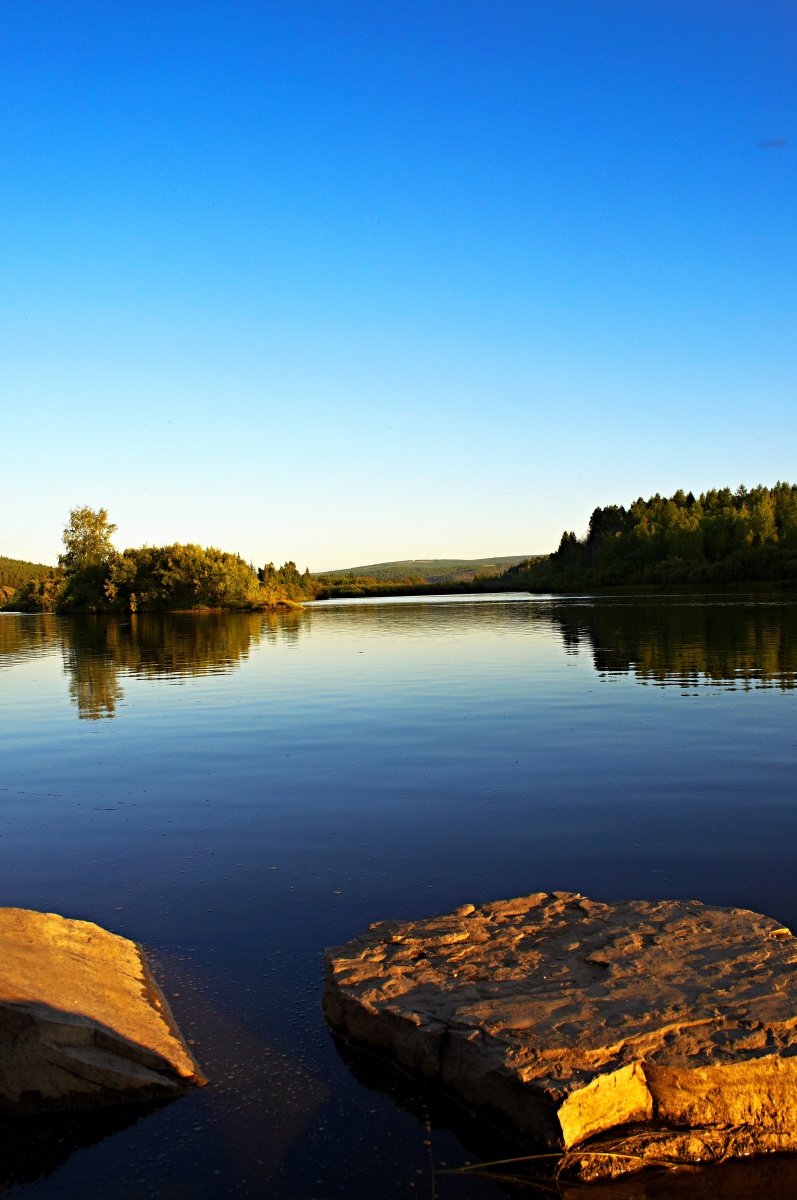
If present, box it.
[2,595,797,719]
[308,594,797,692]
[0,613,61,667]
[545,596,797,690]
[0,610,308,719]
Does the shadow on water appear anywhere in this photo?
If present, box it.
[332,1036,797,1200]
[331,1035,542,1197]
[560,1156,797,1200]
[0,1104,165,1191]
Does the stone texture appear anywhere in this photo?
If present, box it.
[324,892,797,1178]
[0,908,205,1111]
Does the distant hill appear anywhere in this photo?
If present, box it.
[315,555,539,584]
[0,555,59,591]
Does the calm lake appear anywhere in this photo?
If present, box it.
[2,592,797,1198]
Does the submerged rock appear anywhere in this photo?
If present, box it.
[0,908,205,1111]
[324,892,797,1179]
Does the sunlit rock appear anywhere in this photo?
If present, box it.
[324,892,797,1179]
[0,908,205,1110]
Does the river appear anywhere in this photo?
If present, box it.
[2,592,797,1198]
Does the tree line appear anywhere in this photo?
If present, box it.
[8,486,797,613]
[4,508,316,613]
[503,483,797,590]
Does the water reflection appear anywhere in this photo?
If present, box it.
[334,1034,797,1200]
[4,595,797,1197]
[545,595,797,689]
[0,613,62,666]
[314,593,797,689]
[2,594,797,720]
[0,1105,161,1190]
[0,610,307,719]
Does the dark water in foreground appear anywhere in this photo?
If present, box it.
[2,592,797,1199]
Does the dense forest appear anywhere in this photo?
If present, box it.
[503,483,797,590]
[3,508,315,614]
[314,484,797,599]
[0,555,60,601]
[312,572,436,599]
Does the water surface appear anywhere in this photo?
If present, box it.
[2,593,797,1197]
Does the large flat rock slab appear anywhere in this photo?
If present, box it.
[0,908,206,1111]
[324,892,797,1178]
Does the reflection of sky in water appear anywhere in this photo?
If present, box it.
[2,596,797,1196]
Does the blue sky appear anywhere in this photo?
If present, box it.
[2,1,794,569]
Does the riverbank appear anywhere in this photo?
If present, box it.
[312,576,797,600]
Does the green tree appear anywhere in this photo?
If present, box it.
[59,507,118,574]
[504,481,797,591]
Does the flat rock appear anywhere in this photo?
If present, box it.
[324,892,797,1179]
[0,908,205,1111]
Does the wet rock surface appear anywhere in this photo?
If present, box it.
[0,908,205,1111]
[324,892,797,1179]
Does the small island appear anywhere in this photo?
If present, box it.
[3,507,315,614]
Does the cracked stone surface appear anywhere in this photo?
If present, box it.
[0,908,206,1111]
[324,892,797,1177]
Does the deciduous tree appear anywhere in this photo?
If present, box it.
[59,507,117,574]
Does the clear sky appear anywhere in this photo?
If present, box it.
[2,1,794,570]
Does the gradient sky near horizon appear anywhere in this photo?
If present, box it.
[2,1,795,570]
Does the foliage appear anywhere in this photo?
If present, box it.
[6,576,66,612]
[504,483,797,591]
[259,561,317,602]
[94,544,262,613]
[313,573,429,599]
[3,508,316,614]
[57,544,315,613]
[59,506,118,573]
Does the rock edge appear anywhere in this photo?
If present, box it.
[324,892,797,1179]
[0,907,206,1111]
